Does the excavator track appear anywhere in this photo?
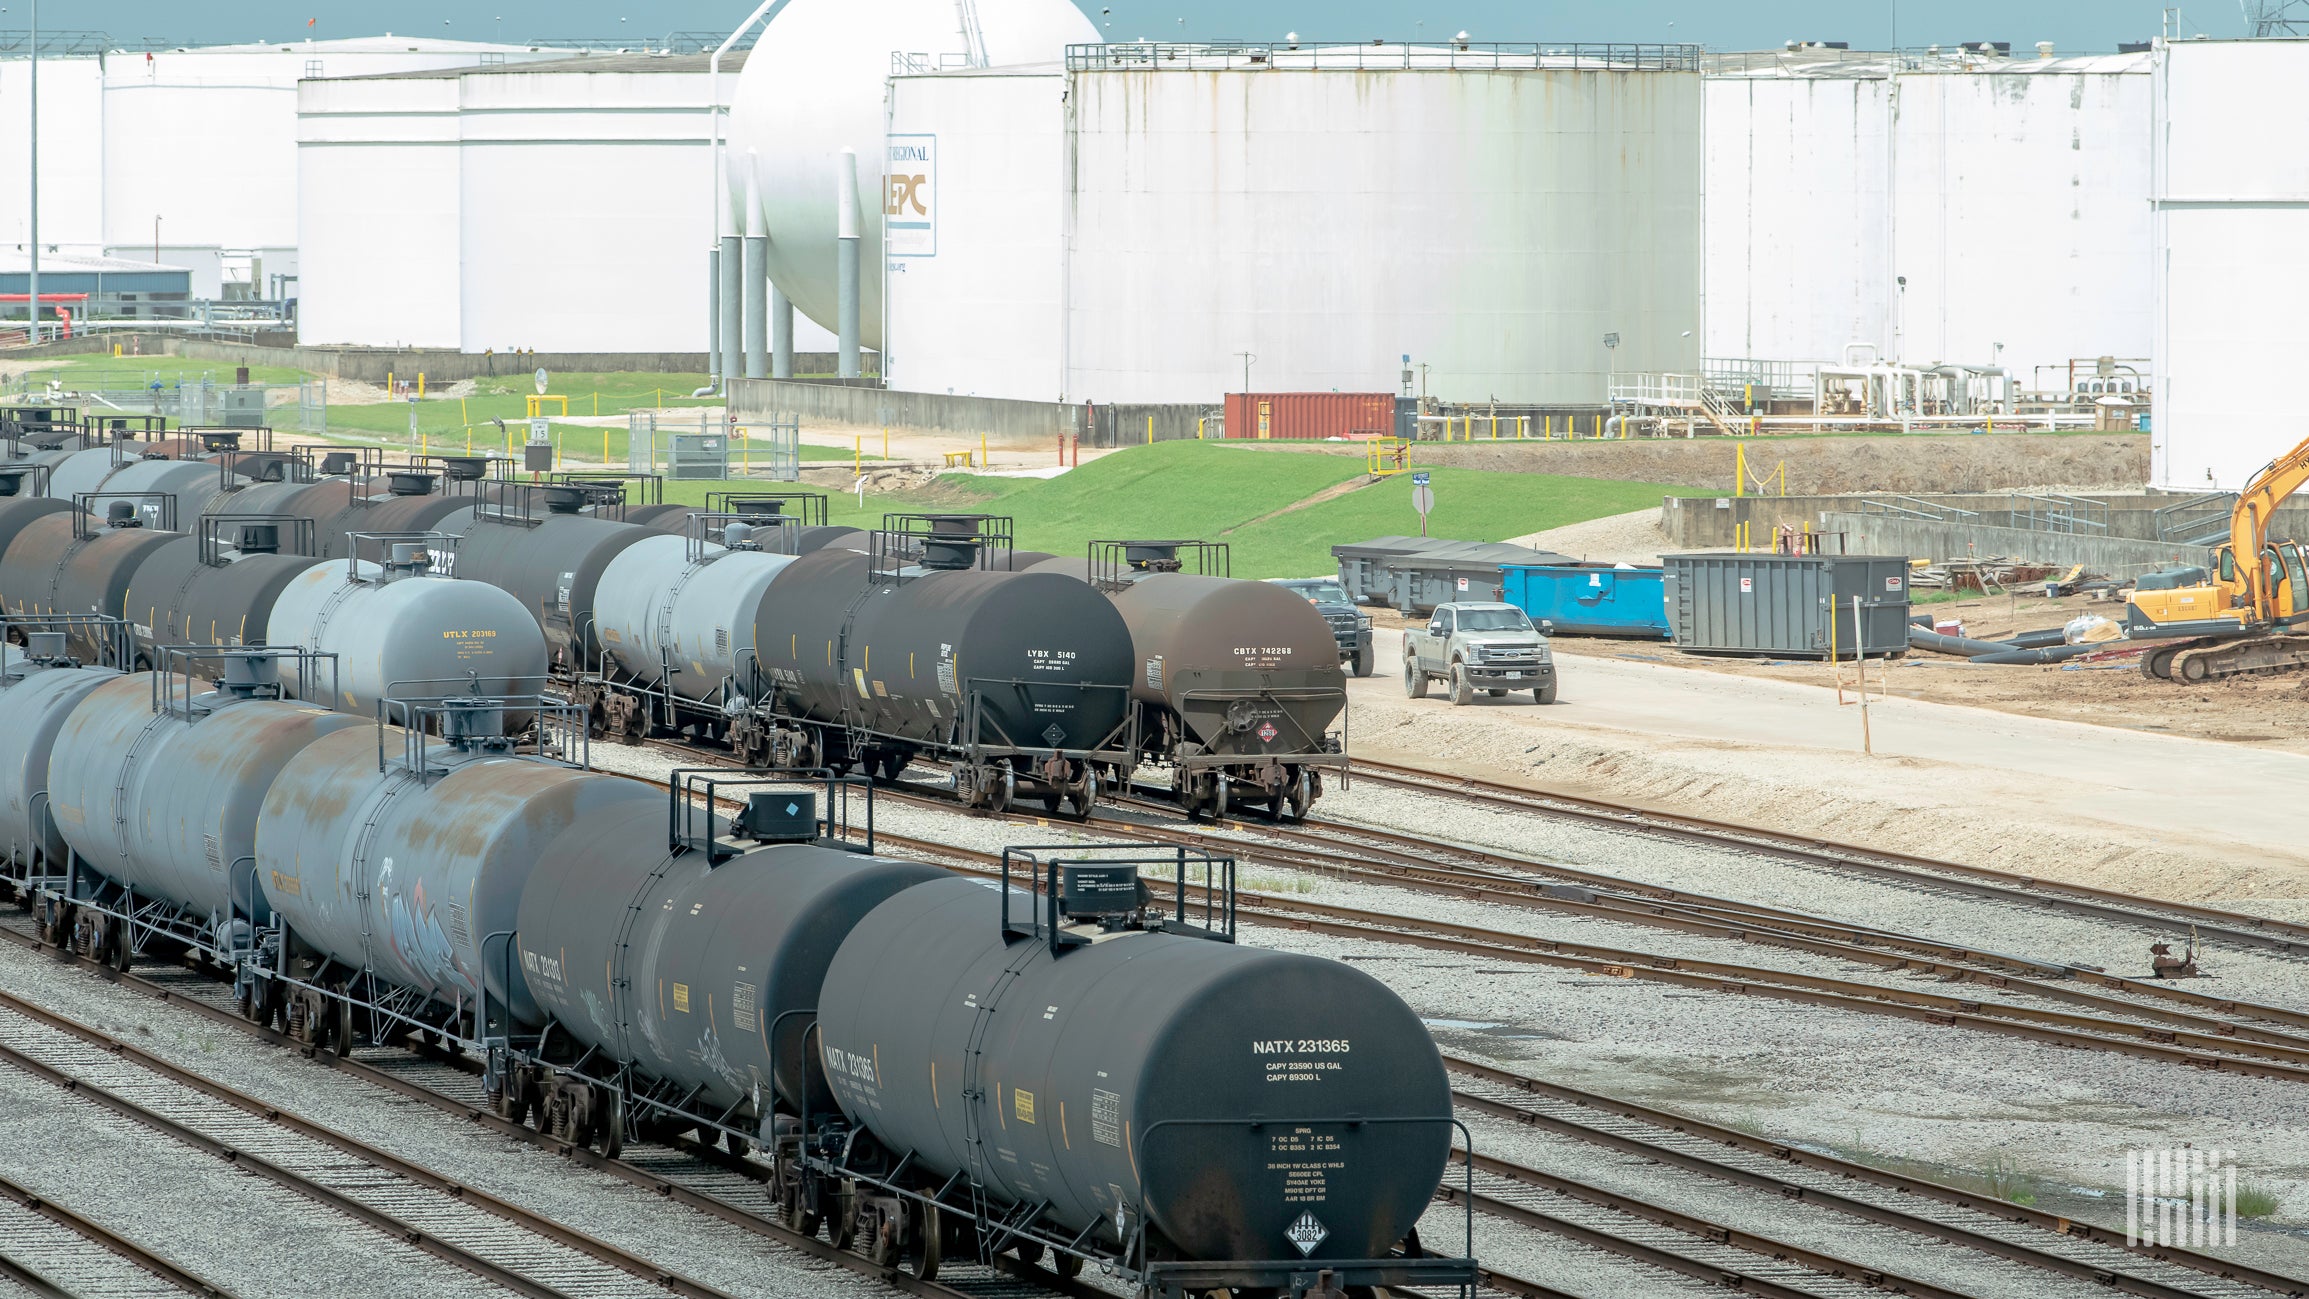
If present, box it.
[2155,632,2309,681]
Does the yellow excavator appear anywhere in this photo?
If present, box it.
[2130,431,2309,681]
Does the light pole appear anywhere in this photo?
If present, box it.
[1235,351,1255,392]
[27,0,38,346]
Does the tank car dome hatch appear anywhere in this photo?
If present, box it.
[264,554,549,718]
[724,0,1096,349]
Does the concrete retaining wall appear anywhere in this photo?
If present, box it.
[728,378,1213,448]
[1665,492,2309,554]
[1816,512,2214,577]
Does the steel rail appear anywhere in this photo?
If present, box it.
[1347,759,2309,955]
[0,984,751,1299]
[1444,1055,2306,1299]
[0,1168,235,1298]
[0,920,1110,1299]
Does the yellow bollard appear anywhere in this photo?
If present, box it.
[854,434,861,477]
[1593,414,1602,439]
[981,430,988,468]
[1197,417,1205,439]
[883,427,889,460]
[461,397,469,431]
[387,371,394,397]
[1146,414,1154,445]
[418,372,425,398]
[603,428,610,465]
[1734,442,1747,498]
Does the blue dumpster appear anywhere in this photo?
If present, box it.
[1501,563,1670,638]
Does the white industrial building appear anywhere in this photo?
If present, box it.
[829,43,1706,407]
[1705,46,2154,394]
[297,50,839,354]
[0,37,559,299]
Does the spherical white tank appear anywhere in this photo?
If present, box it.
[724,0,1096,349]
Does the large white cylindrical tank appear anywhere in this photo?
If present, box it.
[1057,47,1705,405]
[2152,39,2309,490]
[724,0,1096,350]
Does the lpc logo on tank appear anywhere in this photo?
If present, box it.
[886,135,936,258]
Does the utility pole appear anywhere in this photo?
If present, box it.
[27,0,38,346]
[1235,350,1255,393]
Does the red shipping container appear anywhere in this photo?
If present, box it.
[1222,392,1398,441]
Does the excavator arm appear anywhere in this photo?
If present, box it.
[2228,433,2309,622]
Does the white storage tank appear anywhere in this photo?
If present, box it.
[722,0,1096,351]
[2151,38,2309,490]
[884,43,1706,406]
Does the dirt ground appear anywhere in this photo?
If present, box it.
[1373,586,2309,755]
[1353,627,2309,913]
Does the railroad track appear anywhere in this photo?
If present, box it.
[0,1167,233,1299]
[1445,1058,2301,1299]
[1346,759,2309,958]
[0,917,1572,1299]
[0,983,759,1299]
[788,783,2309,1083]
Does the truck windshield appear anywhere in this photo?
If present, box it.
[1458,608,1533,633]
[1291,583,1353,603]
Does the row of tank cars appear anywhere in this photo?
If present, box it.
[0,405,1350,823]
[0,404,1470,1295]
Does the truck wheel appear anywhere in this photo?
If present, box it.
[1351,647,1373,678]
[1534,681,1558,704]
[1448,664,1474,706]
[1403,659,1428,699]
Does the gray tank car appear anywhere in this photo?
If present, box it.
[263,541,548,718]
[0,637,119,886]
[745,518,1133,813]
[46,658,365,970]
[1031,542,1347,820]
[511,783,942,1145]
[813,866,1454,1287]
[455,485,651,665]
[253,707,611,1045]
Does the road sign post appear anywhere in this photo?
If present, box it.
[1411,480,1435,537]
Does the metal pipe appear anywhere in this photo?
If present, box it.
[702,245,721,389]
[771,283,793,380]
[742,153,768,381]
[836,146,860,380]
[708,0,787,396]
[27,0,38,347]
[719,234,742,392]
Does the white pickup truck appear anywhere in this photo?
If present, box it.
[1402,602,1558,705]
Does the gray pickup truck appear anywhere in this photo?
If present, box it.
[1402,602,1557,705]
[1268,578,1375,677]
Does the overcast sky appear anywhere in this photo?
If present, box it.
[0,2,2235,53]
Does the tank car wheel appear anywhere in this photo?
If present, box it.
[1285,769,1313,822]
[595,1092,624,1159]
[1402,658,1427,699]
[725,1130,752,1157]
[330,994,356,1057]
[912,1204,942,1281]
[988,767,1015,815]
[1012,1240,1045,1265]
[1066,769,1098,822]
[830,1185,860,1251]
[1212,774,1231,820]
[1050,1251,1082,1279]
